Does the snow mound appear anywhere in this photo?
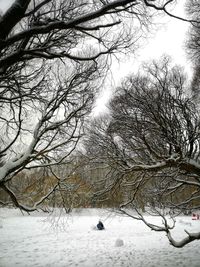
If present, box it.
[91,225,98,230]
[115,238,124,247]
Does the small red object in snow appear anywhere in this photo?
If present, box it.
[192,213,200,220]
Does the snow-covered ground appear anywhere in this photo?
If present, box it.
[0,208,200,267]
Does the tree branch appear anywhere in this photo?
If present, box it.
[0,0,31,40]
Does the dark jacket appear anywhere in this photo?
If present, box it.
[97,221,104,230]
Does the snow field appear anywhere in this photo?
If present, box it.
[0,208,200,267]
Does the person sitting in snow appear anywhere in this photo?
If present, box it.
[97,220,104,230]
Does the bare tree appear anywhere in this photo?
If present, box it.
[85,57,200,247]
[186,0,200,62]
[185,0,200,99]
[1,0,189,212]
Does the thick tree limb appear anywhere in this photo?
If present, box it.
[0,0,31,40]
[167,230,200,248]
[0,0,136,49]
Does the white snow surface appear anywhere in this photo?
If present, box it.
[0,208,200,267]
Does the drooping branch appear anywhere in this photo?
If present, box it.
[119,206,200,248]
[0,179,59,212]
[167,230,200,248]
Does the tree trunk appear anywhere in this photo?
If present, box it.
[0,0,31,40]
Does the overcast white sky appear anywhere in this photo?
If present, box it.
[0,0,13,11]
[0,0,191,115]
